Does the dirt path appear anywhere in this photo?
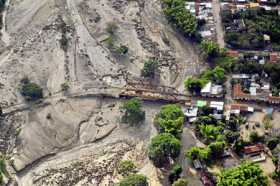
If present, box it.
[212,0,225,48]
[178,126,203,186]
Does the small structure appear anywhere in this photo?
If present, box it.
[193,159,203,170]
[196,100,207,108]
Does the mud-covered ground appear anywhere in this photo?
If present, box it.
[0,0,206,185]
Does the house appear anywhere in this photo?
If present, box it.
[244,144,264,153]
[230,104,254,114]
[226,50,239,58]
[244,144,266,162]
[201,82,224,97]
[210,101,224,111]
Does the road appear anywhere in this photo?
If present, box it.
[178,126,203,186]
[212,0,225,48]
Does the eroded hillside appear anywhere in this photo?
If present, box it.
[0,0,205,185]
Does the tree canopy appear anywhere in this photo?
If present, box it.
[155,104,184,137]
[21,78,43,101]
[200,40,221,59]
[186,146,210,162]
[148,133,181,167]
[117,160,137,176]
[217,162,268,186]
[120,98,145,125]
[162,0,198,37]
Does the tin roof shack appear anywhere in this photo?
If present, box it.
[201,82,224,98]
[184,107,198,122]
[244,144,266,162]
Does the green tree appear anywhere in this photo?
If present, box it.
[184,77,208,93]
[155,104,184,137]
[199,124,223,143]
[172,178,188,186]
[162,0,197,37]
[117,160,137,176]
[141,60,158,78]
[21,79,43,101]
[186,146,209,162]
[120,98,145,125]
[208,141,225,159]
[148,133,181,167]
[217,162,268,186]
[119,174,148,186]
[169,164,182,183]
[200,40,221,59]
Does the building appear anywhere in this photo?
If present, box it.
[233,83,280,104]
[230,104,254,115]
[201,82,224,97]
[210,101,224,111]
[184,107,198,122]
[244,144,266,162]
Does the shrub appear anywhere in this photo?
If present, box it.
[120,98,145,125]
[141,60,158,78]
[117,160,137,176]
[148,133,181,167]
[172,178,188,186]
[106,22,118,36]
[266,137,279,150]
[21,79,43,101]
[61,82,70,91]
[200,40,221,59]
[119,174,148,186]
[249,131,263,143]
[116,45,129,55]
